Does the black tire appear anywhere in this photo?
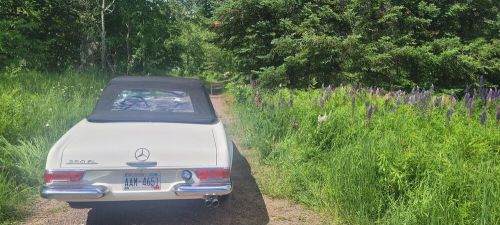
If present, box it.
[68,202,94,209]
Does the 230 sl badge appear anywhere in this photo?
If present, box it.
[66,160,98,164]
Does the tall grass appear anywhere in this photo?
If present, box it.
[228,83,500,224]
[0,70,107,223]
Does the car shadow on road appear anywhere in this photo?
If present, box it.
[85,146,270,225]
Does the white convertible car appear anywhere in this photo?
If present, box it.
[41,76,233,208]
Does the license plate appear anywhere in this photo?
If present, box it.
[123,172,161,191]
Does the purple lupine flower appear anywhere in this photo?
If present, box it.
[289,95,294,107]
[467,95,475,117]
[464,92,470,108]
[255,90,260,109]
[269,101,274,111]
[351,95,356,116]
[451,96,457,107]
[278,94,284,108]
[446,108,454,126]
[320,96,325,108]
[486,88,493,108]
[435,96,442,108]
[251,80,257,90]
[366,104,373,125]
[325,84,333,100]
[480,110,487,125]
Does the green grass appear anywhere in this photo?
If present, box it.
[0,70,108,223]
[228,84,500,225]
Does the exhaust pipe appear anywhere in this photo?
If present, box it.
[212,197,219,207]
[204,198,212,207]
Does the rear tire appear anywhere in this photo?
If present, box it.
[68,202,94,209]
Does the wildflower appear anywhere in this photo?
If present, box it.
[366,104,373,125]
[351,95,356,116]
[251,80,257,90]
[467,95,475,117]
[446,108,454,126]
[318,114,328,123]
[464,92,470,108]
[486,88,493,108]
[255,90,260,109]
[278,94,284,108]
[320,96,325,108]
[450,96,457,107]
[45,123,50,127]
[480,110,487,125]
[261,100,267,109]
[289,95,294,107]
[325,84,333,100]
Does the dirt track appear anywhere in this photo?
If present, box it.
[21,95,321,225]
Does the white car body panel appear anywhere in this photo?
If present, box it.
[54,119,218,169]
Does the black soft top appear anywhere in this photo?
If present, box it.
[87,76,217,123]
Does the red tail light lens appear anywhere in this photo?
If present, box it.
[194,168,230,181]
[44,170,84,183]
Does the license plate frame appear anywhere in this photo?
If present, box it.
[123,172,161,191]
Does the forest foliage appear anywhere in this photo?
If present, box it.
[0,0,235,80]
[214,0,499,89]
[1,0,498,89]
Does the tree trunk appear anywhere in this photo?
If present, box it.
[100,0,106,70]
[126,22,130,75]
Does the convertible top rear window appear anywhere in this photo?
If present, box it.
[111,89,194,113]
[87,76,217,123]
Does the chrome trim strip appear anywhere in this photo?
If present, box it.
[174,183,232,196]
[126,161,158,167]
[41,185,108,199]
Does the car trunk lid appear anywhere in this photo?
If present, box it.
[60,121,217,169]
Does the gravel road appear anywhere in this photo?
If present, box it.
[21,95,322,225]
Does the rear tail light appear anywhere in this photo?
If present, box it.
[44,170,84,183]
[194,168,230,181]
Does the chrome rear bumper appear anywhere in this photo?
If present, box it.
[41,185,108,199]
[40,183,232,200]
[174,183,232,196]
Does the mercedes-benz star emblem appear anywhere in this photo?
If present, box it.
[135,148,150,161]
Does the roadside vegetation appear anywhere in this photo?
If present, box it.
[0,69,107,223]
[228,83,499,224]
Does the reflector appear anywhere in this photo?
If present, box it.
[194,168,230,181]
[44,170,84,183]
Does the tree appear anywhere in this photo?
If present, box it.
[100,0,115,70]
